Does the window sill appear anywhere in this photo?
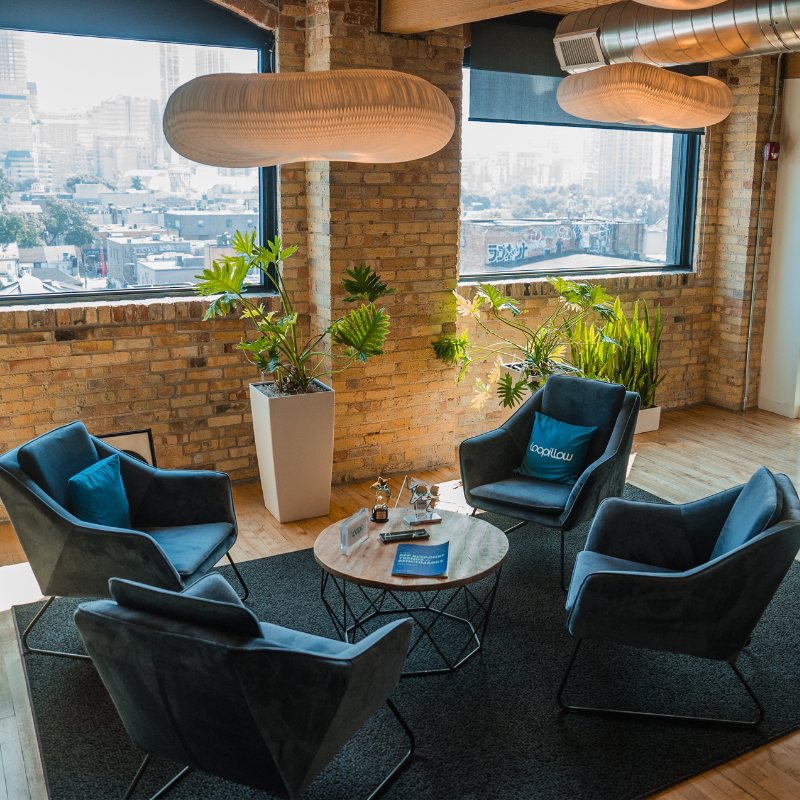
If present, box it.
[457,265,694,287]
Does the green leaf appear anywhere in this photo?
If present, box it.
[341,263,396,303]
[476,284,520,316]
[331,304,390,361]
[432,331,469,366]
[496,372,528,408]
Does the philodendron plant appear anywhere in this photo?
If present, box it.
[194,231,395,394]
[432,277,616,410]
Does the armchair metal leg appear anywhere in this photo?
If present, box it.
[367,699,415,800]
[504,520,526,534]
[21,596,91,661]
[557,639,766,727]
[123,754,192,800]
[225,553,250,601]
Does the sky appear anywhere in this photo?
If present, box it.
[23,31,258,114]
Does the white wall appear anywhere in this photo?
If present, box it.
[760,78,800,418]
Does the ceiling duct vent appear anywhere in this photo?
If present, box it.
[553,29,607,72]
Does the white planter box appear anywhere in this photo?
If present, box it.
[634,405,661,434]
[250,381,335,523]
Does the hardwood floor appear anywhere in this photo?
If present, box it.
[0,403,799,800]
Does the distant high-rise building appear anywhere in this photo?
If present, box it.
[159,43,180,108]
[195,47,229,77]
[0,30,27,82]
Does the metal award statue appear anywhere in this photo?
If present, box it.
[403,478,443,526]
[370,477,391,522]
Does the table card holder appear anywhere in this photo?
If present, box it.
[340,508,370,555]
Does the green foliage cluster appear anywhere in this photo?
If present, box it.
[569,297,665,409]
[41,198,95,248]
[463,178,670,223]
[65,174,115,192]
[194,232,395,394]
[433,278,616,410]
[0,212,43,247]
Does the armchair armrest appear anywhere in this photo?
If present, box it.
[132,469,236,529]
[55,523,183,597]
[182,572,245,606]
[559,392,639,530]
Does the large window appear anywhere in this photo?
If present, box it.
[460,69,698,280]
[0,20,274,301]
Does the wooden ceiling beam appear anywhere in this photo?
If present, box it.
[381,0,563,34]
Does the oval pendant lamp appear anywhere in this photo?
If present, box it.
[556,62,733,129]
[633,0,726,9]
[163,69,456,167]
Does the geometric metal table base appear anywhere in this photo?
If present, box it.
[321,569,502,678]
[557,638,766,727]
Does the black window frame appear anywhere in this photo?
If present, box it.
[0,0,278,306]
[459,62,701,285]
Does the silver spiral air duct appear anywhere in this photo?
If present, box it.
[555,0,800,71]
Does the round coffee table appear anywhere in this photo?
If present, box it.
[314,509,509,677]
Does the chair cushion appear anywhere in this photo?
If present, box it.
[109,575,261,638]
[710,467,784,560]
[541,375,625,467]
[138,522,235,576]
[68,454,131,529]
[18,421,99,510]
[515,412,596,485]
[471,475,572,514]
[566,550,678,612]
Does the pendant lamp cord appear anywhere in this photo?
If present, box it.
[743,53,783,412]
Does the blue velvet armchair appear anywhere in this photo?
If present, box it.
[0,421,249,660]
[74,575,414,800]
[460,375,640,589]
[559,468,800,726]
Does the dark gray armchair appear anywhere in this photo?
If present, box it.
[74,574,414,800]
[0,421,249,660]
[460,375,640,589]
[559,468,800,726]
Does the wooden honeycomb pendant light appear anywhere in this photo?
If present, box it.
[163,69,456,167]
[556,62,733,129]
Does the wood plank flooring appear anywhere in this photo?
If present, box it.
[0,403,798,799]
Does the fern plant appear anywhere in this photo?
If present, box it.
[432,277,616,409]
[569,297,665,409]
[194,231,395,394]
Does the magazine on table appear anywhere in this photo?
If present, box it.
[391,541,449,577]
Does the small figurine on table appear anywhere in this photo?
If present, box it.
[404,478,442,526]
[370,477,391,522]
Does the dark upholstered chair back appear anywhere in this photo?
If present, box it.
[17,422,99,511]
[504,375,626,469]
[75,577,412,799]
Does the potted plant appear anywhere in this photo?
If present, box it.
[195,232,395,522]
[569,297,665,433]
[432,278,616,414]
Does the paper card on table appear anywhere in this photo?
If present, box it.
[391,541,449,577]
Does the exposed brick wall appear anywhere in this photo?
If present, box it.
[302,0,464,482]
[208,0,279,30]
[0,298,279,521]
[704,56,781,411]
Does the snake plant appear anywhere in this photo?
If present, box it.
[569,297,665,409]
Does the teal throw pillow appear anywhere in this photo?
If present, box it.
[68,454,131,529]
[515,412,597,485]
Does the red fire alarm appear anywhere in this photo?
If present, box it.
[765,142,781,162]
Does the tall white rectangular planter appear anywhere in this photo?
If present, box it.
[634,405,661,434]
[250,382,335,523]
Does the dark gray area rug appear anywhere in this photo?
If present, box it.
[14,485,800,800]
